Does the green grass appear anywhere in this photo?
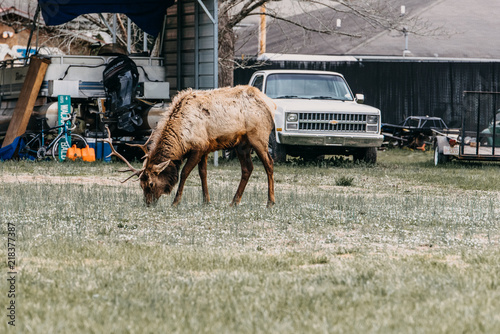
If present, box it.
[1,149,500,333]
[335,175,355,187]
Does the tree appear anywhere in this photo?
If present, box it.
[218,0,441,86]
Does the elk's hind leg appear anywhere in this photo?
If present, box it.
[198,154,210,204]
[249,138,275,207]
[231,143,253,206]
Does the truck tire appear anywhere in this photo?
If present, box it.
[269,130,287,162]
[353,147,377,164]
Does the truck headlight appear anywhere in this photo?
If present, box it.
[287,113,298,122]
[367,115,378,124]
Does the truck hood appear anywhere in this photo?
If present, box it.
[274,99,380,114]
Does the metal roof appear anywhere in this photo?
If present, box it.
[252,68,345,77]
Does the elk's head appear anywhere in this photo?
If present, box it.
[138,159,180,205]
[105,127,179,206]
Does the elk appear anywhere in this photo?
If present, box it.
[106,85,277,207]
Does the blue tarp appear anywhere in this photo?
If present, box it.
[38,0,175,36]
[0,136,24,161]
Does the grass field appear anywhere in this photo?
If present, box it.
[1,149,499,333]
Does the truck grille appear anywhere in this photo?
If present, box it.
[298,113,367,132]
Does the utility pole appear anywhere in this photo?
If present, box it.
[401,5,411,57]
[258,4,266,56]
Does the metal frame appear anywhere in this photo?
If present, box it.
[459,91,499,159]
[167,0,218,94]
[196,0,218,89]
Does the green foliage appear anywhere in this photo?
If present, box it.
[335,175,355,186]
[1,149,499,333]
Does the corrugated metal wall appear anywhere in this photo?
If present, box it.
[234,59,500,127]
[164,0,217,98]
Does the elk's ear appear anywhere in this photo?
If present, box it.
[153,159,171,174]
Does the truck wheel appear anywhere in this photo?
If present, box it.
[433,143,448,166]
[269,130,287,162]
[353,147,377,164]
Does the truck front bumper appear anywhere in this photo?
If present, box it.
[278,132,384,147]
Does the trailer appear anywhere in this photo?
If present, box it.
[382,115,448,149]
[0,53,170,157]
[433,91,500,165]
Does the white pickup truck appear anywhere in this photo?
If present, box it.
[249,69,384,163]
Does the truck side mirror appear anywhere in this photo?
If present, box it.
[355,94,365,104]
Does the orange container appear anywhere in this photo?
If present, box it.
[81,145,96,162]
[66,144,82,161]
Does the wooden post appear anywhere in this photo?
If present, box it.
[2,56,50,148]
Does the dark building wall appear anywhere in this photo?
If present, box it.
[234,59,500,127]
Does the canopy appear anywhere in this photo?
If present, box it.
[38,0,175,36]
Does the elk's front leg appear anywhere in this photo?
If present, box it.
[172,152,203,206]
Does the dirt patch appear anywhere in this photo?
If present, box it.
[0,173,126,187]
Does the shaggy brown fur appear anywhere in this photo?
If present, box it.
[111,85,277,207]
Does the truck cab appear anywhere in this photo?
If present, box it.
[249,69,383,162]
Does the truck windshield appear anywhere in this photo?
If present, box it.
[265,73,354,101]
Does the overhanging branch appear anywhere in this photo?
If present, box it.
[248,12,362,37]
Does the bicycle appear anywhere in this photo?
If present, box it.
[19,112,87,161]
